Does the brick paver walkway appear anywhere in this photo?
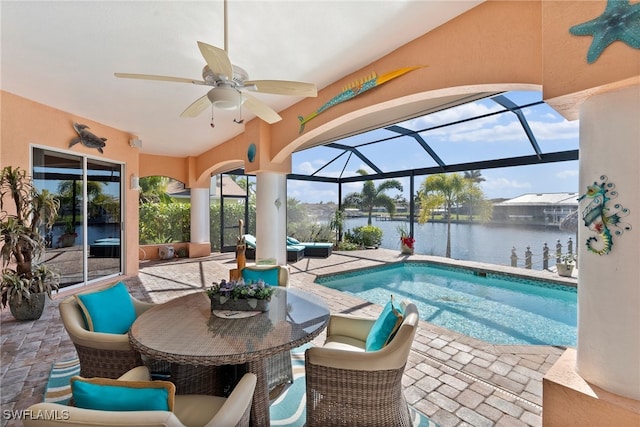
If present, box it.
[1,249,573,426]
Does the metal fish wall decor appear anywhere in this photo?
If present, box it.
[298,66,425,134]
[69,123,107,154]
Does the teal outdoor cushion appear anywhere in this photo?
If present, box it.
[242,267,279,286]
[75,281,136,334]
[71,376,175,411]
[365,296,404,351]
[287,236,300,245]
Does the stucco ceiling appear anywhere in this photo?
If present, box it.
[1,1,483,158]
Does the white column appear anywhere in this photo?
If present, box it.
[190,187,210,244]
[255,172,287,265]
[576,85,640,399]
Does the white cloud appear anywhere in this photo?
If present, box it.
[555,169,579,179]
[529,119,578,140]
[408,101,502,129]
[287,180,338,203]
[293,160,325,175]
[482,177,532,191]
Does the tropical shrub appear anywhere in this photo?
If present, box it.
[345,225,383,248]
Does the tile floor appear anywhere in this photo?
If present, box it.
[1,249,573,426]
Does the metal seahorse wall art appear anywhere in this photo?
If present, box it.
[298,66,425,134]
[578,175,631,255]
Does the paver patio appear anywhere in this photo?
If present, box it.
[1,249,570,427]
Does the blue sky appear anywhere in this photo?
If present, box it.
[288,90,579,203]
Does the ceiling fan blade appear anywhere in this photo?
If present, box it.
[244,80,317,97]
[114,73,205,85]
[197,41,233,80]
[242,94,282,124]
[180,95,211,118]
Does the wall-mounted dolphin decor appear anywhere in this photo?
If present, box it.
[69,123,107,154]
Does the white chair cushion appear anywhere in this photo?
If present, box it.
[323,335,366,352]
[174,395,226,427]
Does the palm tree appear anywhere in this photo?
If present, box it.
[418,173,465,258]
[138,176,172,204]
[343,169,403,225]
[464,170,486,183]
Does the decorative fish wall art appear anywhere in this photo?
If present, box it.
[298,66,425,134]
[578,175,631,255]
[69,123,107,154]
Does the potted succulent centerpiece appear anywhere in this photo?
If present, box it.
[206,278,274,312]
[1,166,61,320]
[556,253,576,277]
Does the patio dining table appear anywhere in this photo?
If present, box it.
[129,287,330,427]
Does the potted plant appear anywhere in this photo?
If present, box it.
[556,253,576,277]
[1,166,61,320]
[57,219,77,248]
[206,278,274,312]
[397,224,415,255]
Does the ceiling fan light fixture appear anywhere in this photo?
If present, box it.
[207,86,240,110]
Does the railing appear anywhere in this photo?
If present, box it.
[510,237,574,270]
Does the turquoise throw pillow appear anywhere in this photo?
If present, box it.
[71,376,175,411]
[242,267,279,286]
[75,282,136,334]
[287,236,300,245]
[365,296,404,351]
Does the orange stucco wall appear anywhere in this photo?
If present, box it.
[1,91,141,279]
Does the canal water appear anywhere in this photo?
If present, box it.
[344,217,576,270]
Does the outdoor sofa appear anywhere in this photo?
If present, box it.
[287,236,333,258]
[242,234,305,263]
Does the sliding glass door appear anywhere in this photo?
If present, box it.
[32,147,123,288]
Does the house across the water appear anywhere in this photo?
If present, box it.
[491,192,579,228]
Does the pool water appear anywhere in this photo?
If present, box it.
[316,263,577,346]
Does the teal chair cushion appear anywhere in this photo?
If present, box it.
[75,282,136,334]
[71,376,175,411]
[242,267,279,286]
[365,296,404,351]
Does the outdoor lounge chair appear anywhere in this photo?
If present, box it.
[305,299,419,427]
[287,236,333,258]
[24,366,256,427]
[242,234,305,263]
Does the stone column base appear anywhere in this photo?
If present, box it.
[543,348,640,426]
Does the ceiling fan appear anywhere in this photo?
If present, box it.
[114,0,317,125]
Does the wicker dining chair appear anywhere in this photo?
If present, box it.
[59,282,156,379]
[240,264,294,392]
[305,300,419,427]
[24,367,256,427]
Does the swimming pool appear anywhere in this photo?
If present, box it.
[316,262,577,346]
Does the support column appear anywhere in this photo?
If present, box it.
[576,85,639,399]
[189,187,211,258]
[543,85,640,426]
[255,172,287,265]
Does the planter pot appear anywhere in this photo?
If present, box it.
[9,292,47,321]
[210,296,269,312]
[556,263,574,277]
[400,244,414,255]
[58,234,76,248]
